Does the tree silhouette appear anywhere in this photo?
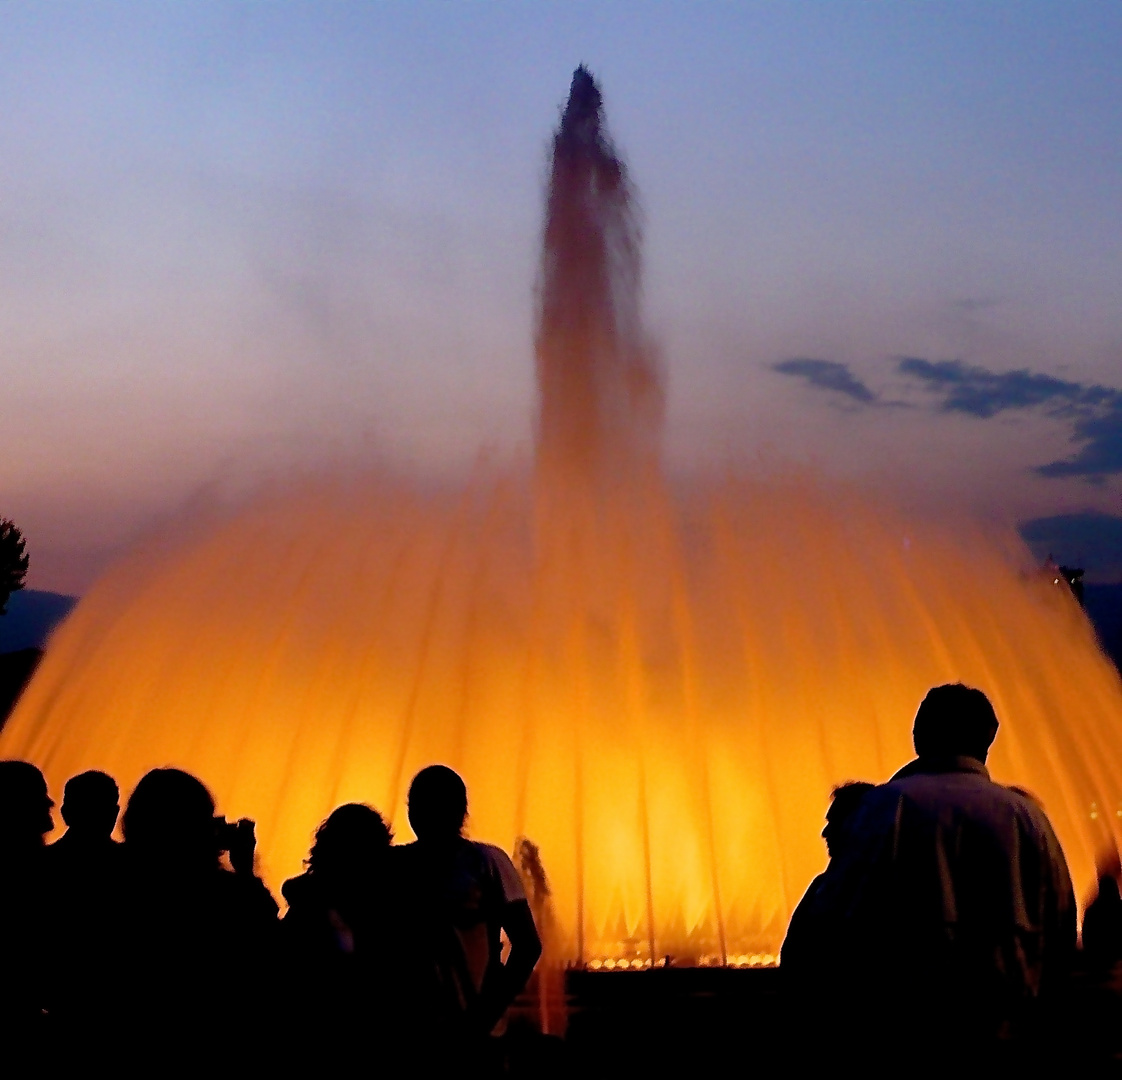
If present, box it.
[0,519,29,615]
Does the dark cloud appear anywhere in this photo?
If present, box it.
[772,358,876,404]
[896,357,1113,419]
[1035,403,1122,479]
[772,350,1122,480]
[896,357,1122,480]
[1019,511,1122,580]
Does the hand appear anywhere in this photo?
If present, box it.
[229,817,257,875]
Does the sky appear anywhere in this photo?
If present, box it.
[3,2,1122,592]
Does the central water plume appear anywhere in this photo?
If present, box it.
[536,65,661,486]
[4,68,1122,968]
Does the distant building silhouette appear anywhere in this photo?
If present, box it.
[1059,566,1085,605]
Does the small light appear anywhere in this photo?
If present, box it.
[604,958,616,970]
[589,959,603,970]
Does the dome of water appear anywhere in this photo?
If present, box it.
[5,69,1122,966]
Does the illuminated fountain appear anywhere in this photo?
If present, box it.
[4,69,1122,968]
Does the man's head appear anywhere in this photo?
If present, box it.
[61,770,120,839]
[822,780,875,858]
[407,765,468,843]
[912,683,999,763]
[0,760,54,847]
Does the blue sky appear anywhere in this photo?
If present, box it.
[3,2,1122,589]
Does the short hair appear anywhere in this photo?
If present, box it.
[62,770,119,811]
[0,760,49,817]
[0,760,48,804]
[828,780,875,826]
[407,765,468,840]
[0,761,52,842]
[913,684,999,761]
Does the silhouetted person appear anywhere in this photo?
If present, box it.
[1066,854,1122,1065]
[118,768,278,1068]
[781,780,874,978]
[400,765,542,1068]
[815,684,1075,1063]
[281,803,395,1065]
[1082,857,1122,971]
[44,771,127,1057]
[0,760,53,1051]
[48,770,124,886]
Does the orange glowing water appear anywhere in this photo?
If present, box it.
[3,469,1122,964]
[4,67,1122,965]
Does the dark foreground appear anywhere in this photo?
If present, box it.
[499,967,1122,1076]
[565,967,784,1070]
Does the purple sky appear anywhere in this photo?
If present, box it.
[4,2,1122,592]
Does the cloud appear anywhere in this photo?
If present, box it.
[771,358,877,404]
[1035,403,1122,479]
[896,357,1122,480]
[1019,510,1122,579]
[895,357,1114,419]
[773,351,1122,480]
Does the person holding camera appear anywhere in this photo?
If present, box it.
[116,768,279,1069]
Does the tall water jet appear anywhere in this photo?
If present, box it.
[4,69,1122,969]
[535,65,661,488]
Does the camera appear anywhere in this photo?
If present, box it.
[213,815,240,852]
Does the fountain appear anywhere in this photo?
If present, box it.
[4,69,1122,968]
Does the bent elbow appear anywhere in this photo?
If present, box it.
[516,930,543,972]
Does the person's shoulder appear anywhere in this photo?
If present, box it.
[1002,784,1065,840]
[1004,784,1045,810]
[281,871,315,908]
[471,842,526,902]
[471,841,514,870]
[42,837,67,863]
[886,763,994,802]
[793,871,827,908]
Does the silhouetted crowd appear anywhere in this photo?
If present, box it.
[0,761,540,1073]
[2,683,1122,1072]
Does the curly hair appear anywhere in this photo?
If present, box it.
[307,803,392,878]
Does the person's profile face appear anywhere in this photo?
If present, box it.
[37,784,54,836]
[822,813,838,857]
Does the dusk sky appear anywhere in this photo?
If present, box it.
[4,2,1122,592]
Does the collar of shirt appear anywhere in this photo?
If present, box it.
[890,755,990,782]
